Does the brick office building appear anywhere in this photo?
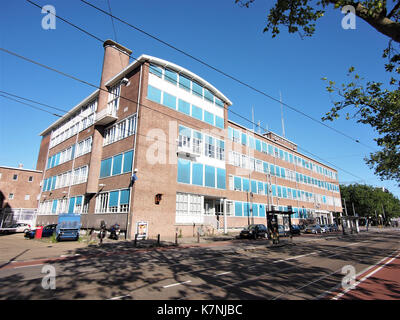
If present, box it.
[0,165,42,227]
[35,40,342,239]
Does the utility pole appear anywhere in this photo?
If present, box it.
[381,203,386,226]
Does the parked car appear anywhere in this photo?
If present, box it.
[278,225,289,237]
[240,224,267,239]
[304,225,322,234]
[298,224,306,231]
[290,225,301,236]
[0,223,31,234]
[320,224,329,233]
[328,224,339,232]
[25,224,57,239]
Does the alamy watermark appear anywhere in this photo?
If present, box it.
[41,4,56,30]
[341,5,356,30]
[341,264,356,290]
[41,264,56,290]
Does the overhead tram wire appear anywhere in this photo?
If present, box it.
[0,47,367,182]
[77,0,376,151]
[0,94,63,117]
[26,0,376,152]
[0,89,365,183]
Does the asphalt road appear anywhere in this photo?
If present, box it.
[0,229,399,300]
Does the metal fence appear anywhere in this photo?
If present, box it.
[0,208,38,228]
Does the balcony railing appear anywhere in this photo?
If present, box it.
[95,107,117,125]
[177,136,201,158]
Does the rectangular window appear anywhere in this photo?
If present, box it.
[149,64,162,77]
[241,133,247,145]
[191,105,203,120]
[179,74,191,91]
[12,174,18,181]
[204,111,214,126]
[259,204,266,217]
[165,68,177,85]
[242,178,250,192]
[215,97,224,108]
[163,92,177,109]
[277,186,282,197]
[192,163,203,186]
[147,85,162,104]
[112,154,123,176]
[234,176,242,191]
[192,81,203,98]
[204,88,214,102]
[235,202,243,216]
[205,165,215,188]
[100,158,112,178]
[251,180,257,193]
[178,99,190,115]
[205,136,215,158]
[258,182,264,195]
[123,150,133,173]
[177,158,191,184]
[215,116,224,129]
[252,203,258,217]
[255,139,261,152]
[217,168,226,189]
[248,136,255,149]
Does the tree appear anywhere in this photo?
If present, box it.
[236,0,400,185]
[340,184,400,220]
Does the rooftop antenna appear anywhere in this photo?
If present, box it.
[257,120,261,134]
[280,91,286,137]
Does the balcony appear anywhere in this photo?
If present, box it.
[177,136,201,158]
[95,107,117,126]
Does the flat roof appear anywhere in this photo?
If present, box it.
[0,166,42,173]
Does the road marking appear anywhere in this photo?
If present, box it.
[216,271,231,276]
[331,250,400,300]
[14,263,44,269]
[273,252,317,263]
[163,280,192,288]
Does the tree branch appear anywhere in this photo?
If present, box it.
[388,1,400,18]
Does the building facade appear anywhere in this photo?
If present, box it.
[0,165,42,227]
[35,40,342,239]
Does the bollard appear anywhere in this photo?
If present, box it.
[134,233,137,247]
[157,234,160,246]
[175,232,178,246]
[197,231,200,243]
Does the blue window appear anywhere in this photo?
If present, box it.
[251,180,257,193]
[258,182,264,194]
[248,136,255,149]
[289,154,293,163]
[284,152,288,161]
[120,189,130,205]
[165,68,177,85]
[255,139,261,152]
[269,164,275,176]
[112,154,123,176]
[100,158,112,178]
[205,165,215,188]
[268,144,273,155]
[51,176,57,190]
[215,116,224,129]
[279,149,284,159]
[177,158,191,184]
[179,74,191,91]
[259,204,266,217]
[147,85,162,104]
[228,127,233,140]
[192,163,203,186]
[204,111,214,126]
[235,202,243,216]
[192,81,203,97]
[272,185,277,196]
[163,92,176,109]
[178,99,190,115]
[71,145,75,159]
[241,133,247,145]
[281,167,286,178]
[276,166,281,177]
[242,178,250,192]
[234,176,242,191]
[217,168,226,189]
[277,186,282,197]
[68,197,75,213]
[252,204,258,217]
[262,142,267,153]
[282,187,287,198]
[123,150,133,173]
[243,203,250,217]
[55,153,60,166]
[109,191,119,207]
[52,200,57,214]
[215,97,224,107]
[76,196,82,207]
[149,64,162,77]
[204,88,214,102]
[263,162,269,173]
[233,129,240,142]
[191,105,203,120]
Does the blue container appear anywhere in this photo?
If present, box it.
[56,213,81,241]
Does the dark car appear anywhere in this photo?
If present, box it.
[278,225,290,237]
[25,224,57,239]
[328,224,339,232]
[239,224,267,239]
[290,225,301,236]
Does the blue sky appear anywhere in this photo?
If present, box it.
[1,0,398,197]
